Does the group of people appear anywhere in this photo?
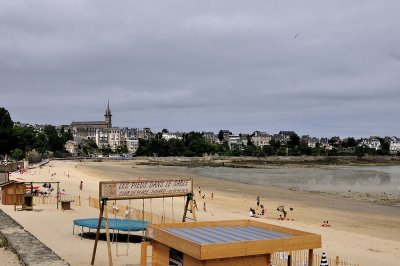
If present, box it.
[249,196,266,218]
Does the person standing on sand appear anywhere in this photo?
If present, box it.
[193,200,198,211]
[198,186,201,196]
[256,196,260,207]
[79,181,83,190]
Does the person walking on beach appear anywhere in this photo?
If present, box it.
[198,186,201,196]
[79,181,83,190]
[256,196,260,207]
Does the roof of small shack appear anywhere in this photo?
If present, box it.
[164,225,291,244]
[150,220,322,260]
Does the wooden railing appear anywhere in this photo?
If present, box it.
[33,195,81,206]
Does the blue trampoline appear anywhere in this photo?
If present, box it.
[73,218,150,233]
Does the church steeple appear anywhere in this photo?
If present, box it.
[104,100,112,127]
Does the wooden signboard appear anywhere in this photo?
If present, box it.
[99,179,193,200]
[91,178,196,266]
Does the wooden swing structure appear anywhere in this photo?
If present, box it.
[90,178,197,266]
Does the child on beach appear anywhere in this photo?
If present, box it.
[79,181,83,190]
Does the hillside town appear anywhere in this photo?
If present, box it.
[3,103,400,159]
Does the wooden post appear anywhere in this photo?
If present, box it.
[141,241,150,266]
[266,253,271,265]
[56,182,59,210]
[91,199,105,265]
[308,249,314,266]
[335,255,340,266]
[104,204,113,266]
[288,253,292,266]
[182,195,190,222]
[182,193,196,222]
[189,197,197,222]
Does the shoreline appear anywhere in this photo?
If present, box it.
[131,155,400,168]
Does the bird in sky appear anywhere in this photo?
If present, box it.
[294,33,300,38]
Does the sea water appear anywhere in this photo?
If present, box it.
[189,165,400,194]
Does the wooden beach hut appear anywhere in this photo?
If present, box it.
[0,180,25,206]
[142,219,321,266]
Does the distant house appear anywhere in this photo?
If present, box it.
[358,137,381,150]
[251,131,271,147]
[274,131,296,145]
[64,140,79,156]
[389,137,400,154]
[228,135,243,150]
[301,135,319,148]
[202,132,219,144]
[219,130,232,142]
[126,138,139,154]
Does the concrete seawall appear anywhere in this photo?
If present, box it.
[0,209,69,266]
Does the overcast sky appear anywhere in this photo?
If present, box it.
[1,1,400,138]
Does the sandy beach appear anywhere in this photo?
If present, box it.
[1,159,400,266]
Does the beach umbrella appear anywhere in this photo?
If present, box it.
[320,252,328,266]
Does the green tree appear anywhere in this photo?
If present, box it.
[378,138,390,155]
[342,137,356,148]
[101,145,112,155]
[44,125,64,152]
[11,148,24,160]
[61,130,74,144]
[83,140,99,155]
[217,130,224,142]
[0,107,14,154]
[243,145,257,156]
[33,133,48,155]
[262,145,276,156]
[288,134,300,148]
[13,126,37,154]
[355,145,367,157]
[269,139,281,149]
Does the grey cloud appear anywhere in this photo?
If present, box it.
[1,1,400,137]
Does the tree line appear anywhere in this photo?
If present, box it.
[0,107,73,161]
[0,106,393,161]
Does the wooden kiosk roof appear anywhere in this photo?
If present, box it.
[148,219,321,260]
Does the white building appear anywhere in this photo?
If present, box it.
[358,138,381,150]
[95,128,122,151]
[162,133,182,141]
[390,138,400,154]
[228,135,243,150]
[126,138,139,154]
